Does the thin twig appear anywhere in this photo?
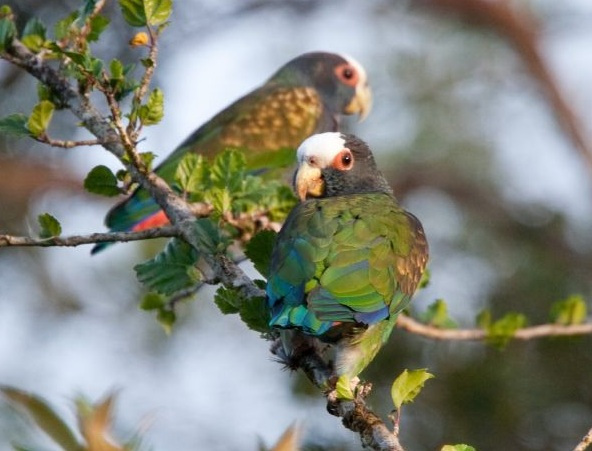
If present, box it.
[35,134,100,148]
[0,227,177,248]
[397,314,592,341]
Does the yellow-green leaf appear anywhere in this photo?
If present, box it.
[391,368,434,410]
[550,294,587,325]
[27,100,55,137]
[441,445,476,451]
[138,88,163,125]
[38,213,62,238]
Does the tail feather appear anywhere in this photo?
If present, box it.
[91,188,167,254]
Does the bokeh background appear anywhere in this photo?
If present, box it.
[1,1,592,450]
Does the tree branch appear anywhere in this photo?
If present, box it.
[574,425,592,451]
[397,314,592,341]
[0,227,177,248]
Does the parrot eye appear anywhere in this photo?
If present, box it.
[332,149,354,171]
[334,63,359,87]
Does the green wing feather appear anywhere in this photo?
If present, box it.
[267,193,428,335]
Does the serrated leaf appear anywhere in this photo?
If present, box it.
[207,187,232,214]
[54,12,78,41]
[134,238,200,295]
[118,0,147,27]
[22,17,46,40]
[245,230,277,278]
[0,17,16,52]
[419,299,457,329]
[27,100,55,137]
[38,213,62,239]
[21,34,44,53]
[156,309,176,333]
[140,292,164,311]
[441,445,476,451]
[0,113,30,137]
[550,294,587,325]
[87,15,110,42]
[214,287,240,314]
[144,0,172,26]
[192,218,227,254]
[390,368,434,410]
[1,387,82,451]
[486,312,527,348]
[211,149,245,193]
[119,0,171,27]
[175,153,210,194]
[110,59,124,80]
[138,88,163,126]
[239,296,270,333]
[84,165,121,197]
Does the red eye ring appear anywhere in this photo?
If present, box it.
[332,149,354,171]
[334,63,359,87]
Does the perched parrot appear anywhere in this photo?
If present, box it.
[92,52,372,253]
[266,132,429,399]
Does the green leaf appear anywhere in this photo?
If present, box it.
[211,149,245,193]
[156,308,175,333]
[54,12,78,41]
[27,100,55,137]
[0,113,30,137]
[140,292,164,311]
[245,230,277,278]
[1,386,82,451]
[87,15,110,42]
[0,16,16,52]
[214,286,270,333]
[441,445,476,451]
[144,0,172,26]
[109,58,124,80]
[214,287,240,314]
[38,213,62,239]
[138,88,164,126]
[390,368,434,410]
[239,296,271,333]
[134,238,201,295]
[78,0,98,22]
[22,17,46,40]
[207,187,232,214]
[119,0,172,27]
[192,218,228,254]
[485,312,527,348]
[550,294,587,325]
[84,165,121,197]
[175,153,210,194]
[419,299,457,329]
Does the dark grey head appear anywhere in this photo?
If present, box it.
[293,132,392,201]
[268,52,372,121]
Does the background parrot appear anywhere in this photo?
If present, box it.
[266,132,429,399]
[92,52,372,253]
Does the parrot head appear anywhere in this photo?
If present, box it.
[269,52,372,122]
[294,132,392,201]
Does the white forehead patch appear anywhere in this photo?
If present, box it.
[296,132,346,167]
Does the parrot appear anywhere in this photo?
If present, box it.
[92,52,372,253]
[266,132,429,399]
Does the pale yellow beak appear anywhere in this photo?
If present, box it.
[345,82,372,122]
[294,162,324,201]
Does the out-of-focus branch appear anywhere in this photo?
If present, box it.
[416,0,592,174]
[574,425,592,451]
[0,227,177,248]
[397,314,592,341]
[34,135,100,148]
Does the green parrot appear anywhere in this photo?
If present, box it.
[266,132,428,399]
[92,52,372,253]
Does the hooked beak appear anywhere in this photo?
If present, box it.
[294,161,324,201]
[344,82,372,122]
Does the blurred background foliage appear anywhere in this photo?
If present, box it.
[1,1,592,450]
